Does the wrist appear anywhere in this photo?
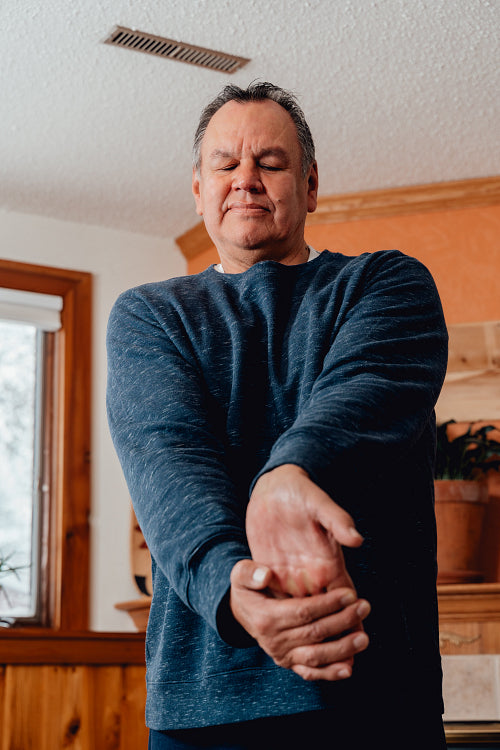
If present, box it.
[255,463,309,488]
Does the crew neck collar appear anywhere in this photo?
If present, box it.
[213,246,319,274]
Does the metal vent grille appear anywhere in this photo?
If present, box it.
[104,26,250,74]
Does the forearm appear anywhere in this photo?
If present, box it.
[107,289,250,633]
[252,253,448,496]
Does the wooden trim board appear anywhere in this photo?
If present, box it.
[175,176,500,260]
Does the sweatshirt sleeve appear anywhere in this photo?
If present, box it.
[252,251,449,495]
[106,287,250,637]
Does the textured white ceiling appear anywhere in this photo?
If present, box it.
[1,0,499,240]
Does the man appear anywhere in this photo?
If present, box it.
[107,82,448,749]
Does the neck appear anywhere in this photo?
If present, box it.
[217,243,310,274]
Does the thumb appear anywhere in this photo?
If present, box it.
[315,492,364,549]
[231,559,272,591]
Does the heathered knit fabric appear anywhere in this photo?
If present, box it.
[106,249,448,730]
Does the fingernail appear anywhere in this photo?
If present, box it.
[340,591,356,607]
[356,600,371,618]
[353,633,369,650]
[252,567,268,584]
[337,667,351,679]
[349,527,363,541]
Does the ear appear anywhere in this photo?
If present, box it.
[306,161,319,214]
[192,167,204,216]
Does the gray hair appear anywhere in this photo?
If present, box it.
[192,82,315,177]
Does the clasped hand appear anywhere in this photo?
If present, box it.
[230,464,370,681]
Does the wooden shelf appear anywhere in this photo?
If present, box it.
[438,583,500,654]
[115,597,151,632]
[0,629,145,665]
[438,582,500,621]
[445,722,500,744]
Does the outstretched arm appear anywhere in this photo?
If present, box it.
[246,252,447,600]
[252,252,448,496]
[106,286,250,636]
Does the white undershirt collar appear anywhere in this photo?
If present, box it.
[214,246,319,274]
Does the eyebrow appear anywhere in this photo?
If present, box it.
[207,147,290,161]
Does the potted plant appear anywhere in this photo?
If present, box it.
[434,421,500,584]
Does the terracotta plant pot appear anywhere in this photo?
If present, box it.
[434,479,489,584]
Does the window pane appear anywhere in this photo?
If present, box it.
[0,320,39,619]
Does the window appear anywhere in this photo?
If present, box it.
[0,320,41,620]
[0,260,91,630]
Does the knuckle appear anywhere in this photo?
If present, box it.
[230,559,248,585]
[258,631,287,661]
[272,652,291,669]
[294,665,317,682]
[295,601,314,626]
[295,645,322,668]
[303,620,325,643]
[254,613,273,636]
[264,638,293,667]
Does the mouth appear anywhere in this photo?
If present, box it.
[227,202,270,214]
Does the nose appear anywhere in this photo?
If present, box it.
[233,161,263,193]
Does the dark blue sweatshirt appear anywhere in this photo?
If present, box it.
[106,249,448,730]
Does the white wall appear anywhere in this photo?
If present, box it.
[0,208,187,630]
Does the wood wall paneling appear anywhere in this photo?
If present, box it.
[0,633,147,750]
[308,175,500,225]
[0,664,148,750]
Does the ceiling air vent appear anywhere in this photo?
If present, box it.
[104,26,250,74]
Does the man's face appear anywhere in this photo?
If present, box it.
[192,99,318,272]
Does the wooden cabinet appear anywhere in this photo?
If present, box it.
[439,583,500,655]
[439,585,500,743]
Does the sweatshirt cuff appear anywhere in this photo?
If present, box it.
[187,536,255,645]
[216,586,257,648]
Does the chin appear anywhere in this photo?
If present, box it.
[224,232,275,252]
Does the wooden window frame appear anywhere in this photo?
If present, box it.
[0,259,91,631]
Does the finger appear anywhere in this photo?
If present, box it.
[276,587,367,631]
[292,630,370,682]
[314,491,364,548]
[286,598,370,651]
[258,593,369,663]
[231,559,273,591]
[268,568,323,598]
[293,628,369,667]
[294,661,354,682]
